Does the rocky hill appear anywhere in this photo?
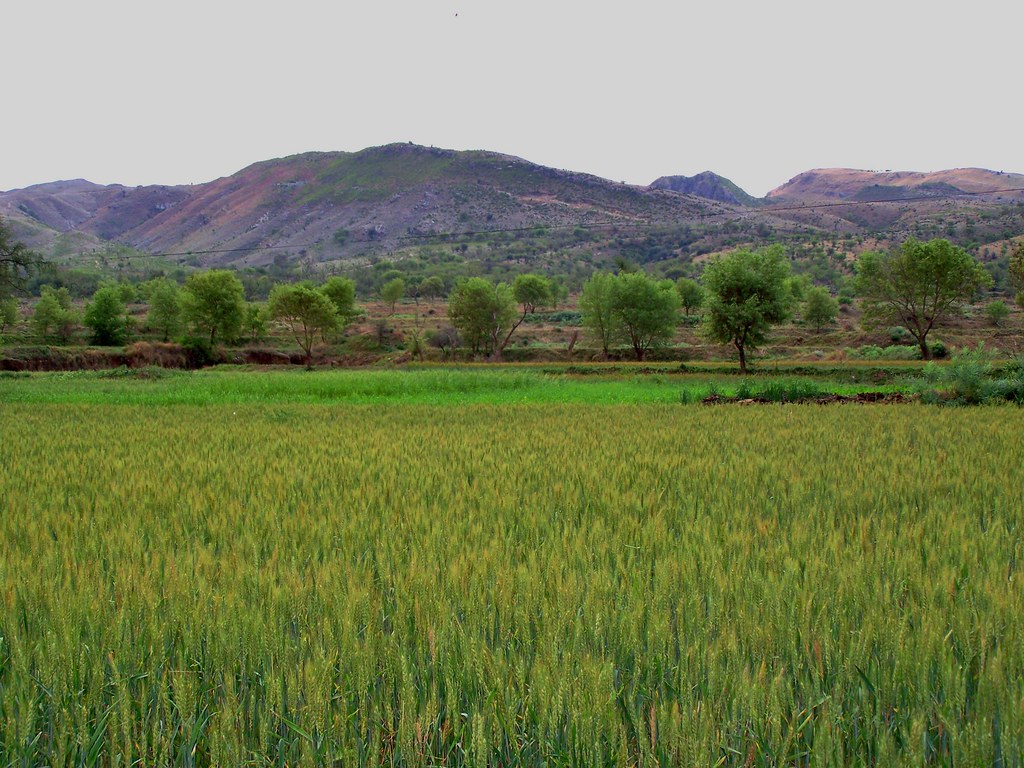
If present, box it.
[767,167,1024,202]
[4,145,745,267]
[649,172,762,207]
[3,148,1022,289]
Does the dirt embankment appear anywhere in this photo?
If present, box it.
[0,343,383,372]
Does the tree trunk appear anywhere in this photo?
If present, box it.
[737,343,747,374]
[493,312,526,361]
[919,336,931,360]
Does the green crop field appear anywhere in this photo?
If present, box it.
[0,366,901,407]
[1,371,1022,765]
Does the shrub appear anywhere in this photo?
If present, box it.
[755,379,826,402]
[984,300,1010,327]
[888,326,912,343]
[916,343,1023,404]
[180,336,223,368]
[850,344,920,361]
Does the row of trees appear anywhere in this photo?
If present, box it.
[569,238,994,371]
[444,274,558,358]
[11,269,361,360]
[573,246,838,370]
[2,205,1013,370]
[442,252,840,369]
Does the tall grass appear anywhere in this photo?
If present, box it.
[1,368,898,407]
[1,403,1021,764]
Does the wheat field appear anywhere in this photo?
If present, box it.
[1,401,1021,765]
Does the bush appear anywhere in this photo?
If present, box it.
[888,326,912,343]
[755,379,826,403]
[985,300,1010,327]
[524,310,582,325]
[929,340,948,359]
[180,336,224,369]
[849,344,920,361]
[916,343,1023,404]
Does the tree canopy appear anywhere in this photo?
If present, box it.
[675,278,704,316]
[579,271,680,360]
[855,238,991,359]
[181,270,246,344]
[447,278,516,357]
[609,273,679,361]
[0,217,42,298]
[511,273,552,314]
[0,297,17,334]
[145,278,183,342]
[700,245,791,373]
[32,286,76,343]
[1009,242,1024,304]
[267,283,338,361]
[83,284,129,346]
[802,286,839,332]
[321,276,358,327]
[579,272,619,357]
[380,278,405,315]
[419,275,446,302]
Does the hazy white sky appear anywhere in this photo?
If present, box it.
[4,0,1021,196]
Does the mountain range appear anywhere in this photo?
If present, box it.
[2,144,1022,275]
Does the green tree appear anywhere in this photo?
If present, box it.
[32,286,76,343]
[267,284,338,362]
[475,272,553,358]
[115,282,137,305]
[447,277,516,357]
[146,279,183,341]
[984,300,1010,328]
[427,326,460,357]
[701,245,791,373]
[610,273,680,361]
[419,275,446,303]
[380,278,405,315]
[675,278,704,316]
[551,280,570,310]
[803,286,839,332]
[0,217,42,298]
[0,297,18,334]
[855,238,991,360]
[1009,242,1024,304]
[83,284,129,346]
[181,270,245,344]
[579,271,620,357]
[512,273,552,314]
[321,276,358,323]
[244,303,267,342]
[785,274,812,305]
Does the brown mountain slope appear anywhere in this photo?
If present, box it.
[5,150,1022,275]
[120,144,737,265]
[768,168,1024,202]
[0,179,190,239]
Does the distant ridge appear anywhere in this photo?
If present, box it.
[767,167,1024,202]
[2,143,732,265]
[649,172,762,207]
[2,146,1022,269]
